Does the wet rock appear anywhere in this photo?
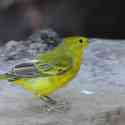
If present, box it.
[91,107,125,125]
[0,29,61,61]
[29,29,62,50]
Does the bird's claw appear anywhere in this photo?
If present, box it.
[41,100,70,113]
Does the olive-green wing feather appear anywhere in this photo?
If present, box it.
[35,54,73,76]
[7,54,73,78]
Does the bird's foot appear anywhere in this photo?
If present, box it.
[41,100,70,113]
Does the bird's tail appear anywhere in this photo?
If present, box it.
[0,74,7,80]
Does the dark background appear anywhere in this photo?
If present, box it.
[0,0,125,43]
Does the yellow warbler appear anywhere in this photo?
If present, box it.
[0,36,88,105]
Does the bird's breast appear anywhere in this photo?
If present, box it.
[56,62,81,88]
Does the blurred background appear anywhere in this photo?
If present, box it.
[0,0,125,44]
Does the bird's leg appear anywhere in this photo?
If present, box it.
[40,96,57,105]
[40,96,70,112]
[40,96,60,112]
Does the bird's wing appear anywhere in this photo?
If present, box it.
[35,55,73,76]
[8,55,73,78]
[9,62,40,78]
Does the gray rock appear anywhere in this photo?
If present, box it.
[91,107,125,125]
[1,38,125,125]
[0,29,61,61]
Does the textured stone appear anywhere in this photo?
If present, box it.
[0,29,61,61]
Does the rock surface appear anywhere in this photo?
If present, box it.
[0,35,125,125]
[0,29,61,61]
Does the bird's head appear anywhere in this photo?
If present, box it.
[63,36,88,52]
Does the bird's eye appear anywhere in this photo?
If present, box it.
[79,39,83,43]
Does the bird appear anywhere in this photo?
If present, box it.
[0,36,88,111]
